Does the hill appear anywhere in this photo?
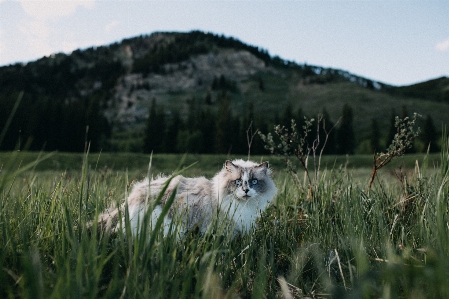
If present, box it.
[390,76,449,102]
[0,31,447,154]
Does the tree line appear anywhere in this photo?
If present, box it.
[142,93,262,155]
[0,89,441,155]
[0,91,110,152]
[140,96,441,156]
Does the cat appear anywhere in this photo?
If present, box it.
[95,159,277,238]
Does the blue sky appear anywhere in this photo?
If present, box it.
[0,0,448,86]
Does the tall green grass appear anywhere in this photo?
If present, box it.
[1,149,448,298]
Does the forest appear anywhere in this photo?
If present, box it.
[0,85,442,156]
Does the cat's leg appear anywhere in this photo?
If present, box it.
[148,205,173,236]
[125,203,174,237]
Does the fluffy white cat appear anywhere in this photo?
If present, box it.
[95,159,277,237]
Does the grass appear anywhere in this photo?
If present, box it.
[1,150,448,298]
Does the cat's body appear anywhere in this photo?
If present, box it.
[96,159,277,237]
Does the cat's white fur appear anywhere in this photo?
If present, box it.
[96,159,277,237]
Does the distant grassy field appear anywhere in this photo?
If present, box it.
[1,150,448,298]
[0,151,441,172]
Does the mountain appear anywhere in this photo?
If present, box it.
[0,30,447,154]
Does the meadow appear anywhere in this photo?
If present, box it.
[1,149,448,298]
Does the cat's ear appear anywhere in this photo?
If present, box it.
[256,162,269,174]
[258,162,269,169]
[225,160,238,173]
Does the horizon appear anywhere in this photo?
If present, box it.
[1,1,448,86]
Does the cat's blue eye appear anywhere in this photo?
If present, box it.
[251,179,258,185]
[235,179,242,185]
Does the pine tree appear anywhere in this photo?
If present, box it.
[401,105,408,119]
[186,96,198,130]
[61,99,85,152]
[143,98,165,153]
[176,129,203,153]
[337,104,355,155]
[370,118,380,154]
[294,108,306,132]
[204,92,212,105]
[198,108,216,153]
[320,108,337,155]
[387,109,397,146]
[422,114,439,152]
[164,109,183,153]
[258,77,265,91]
[240,100,256,155]
[85,93,111,152]
[215,93,232,154]
[230,116,242,154]
[281,101,294,128]
[252,116,268,155]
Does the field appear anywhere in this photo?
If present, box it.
[1,149,448,298]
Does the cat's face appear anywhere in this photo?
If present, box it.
[224,160,272,200]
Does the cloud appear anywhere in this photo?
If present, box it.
[28,37,54,57]
[18,19,53,58]
[14,0,97,61]
[19,0,95,20]
[105,20,120,33]
[436,38,449,52]
[20,19,50,39]
[0,28,4,55]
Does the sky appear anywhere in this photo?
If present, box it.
[0,0,448,86]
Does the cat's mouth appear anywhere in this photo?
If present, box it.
[241,195,251,199]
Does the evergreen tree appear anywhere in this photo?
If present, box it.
[240,100,256,155]
[176,130,203,153]
[273,112,280,130]
[186,96,198,130]
[59,99,85,152]
[320,108,337,155]
[252,116,269,155]
[143,98,165,153]
[215,93,232,154]
[242,100,268,156]
[204,92,212,105]
[294,108,306,133]
[243,100,255,127]
[370,118,380,154]
[164,109,183,153]
[421,114,439,152]
[27,95,60,151]
[258,77,265,91]
[337,104,355,155]
[387,109,397,146]
[281,101,294,128]
[198,108,216,153]
[85,93,111,151]
[401,105,408,119]
[230,116,242,154]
